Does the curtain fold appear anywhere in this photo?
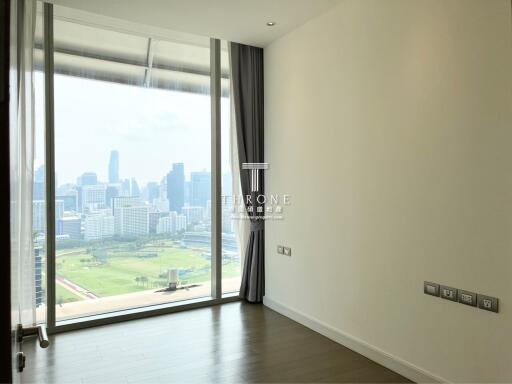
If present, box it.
[228,74,250,275]
[229,42,264,303]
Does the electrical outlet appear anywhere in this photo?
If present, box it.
[477,294,499,313]
[440,285,458,302]
[283,247,291,257]
[424,281,440,297]
[277,245,284,254]
[458,289,477,307]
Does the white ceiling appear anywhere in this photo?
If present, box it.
[51,0,342,47]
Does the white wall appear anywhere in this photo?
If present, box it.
[264,0,512,382]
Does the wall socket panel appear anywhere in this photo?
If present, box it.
[424,281,499,313]
[440,285,458,302]
[277,246,291,256]
[478,294,499,313]
[458,289,477,307]
[424,281,440,297]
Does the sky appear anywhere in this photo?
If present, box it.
[34,73,232,187]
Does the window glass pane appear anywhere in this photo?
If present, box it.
[221,41,242,294]
[53,13,211,321]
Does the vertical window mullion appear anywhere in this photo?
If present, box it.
[43,2,56,331]
[210,38,222,299]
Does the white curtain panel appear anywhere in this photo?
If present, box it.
[10,0,37,326]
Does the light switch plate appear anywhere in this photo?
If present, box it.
[424,281,440,297]
[477,294,499,313]
[283,247,291,257]
[458,289,477,307]
[440,285,458,302]
[277,245,284,254]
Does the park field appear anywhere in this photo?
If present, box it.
[55,239,240,299]
[56,284,82,304]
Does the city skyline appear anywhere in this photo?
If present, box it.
[34,73,232,186]
[45,151,233,198]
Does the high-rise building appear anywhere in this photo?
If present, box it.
[105,185,120,207]
[156,212,175,234]
[33,200,64,233]
[154,177,170,212]
[57,194,78,212]
[35,247,43,307]
[33,200,45,233]
[166,163,185,213]
[156,211,186,234]
[154,197,170,212]
[84,213,114,241]
[184,181,191,206]
[112,196,141,212]
[55,200,64,219]
[81,185,107,212]
[130,178,140,197]
[190,171,211,208]
[146,182,160,204]
[77,172,98,186]
[182,206,204,225]
[148,210,167,234]
[176,214,187,232]
[108,150,119,183]
[56,216,82,240]
[121,179,131,196]
[113,198,149,236]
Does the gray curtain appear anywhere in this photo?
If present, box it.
[230,42,264,303]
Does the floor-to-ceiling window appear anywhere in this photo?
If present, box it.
[35,4,240,324]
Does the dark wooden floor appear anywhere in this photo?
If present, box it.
[22,302,411,383]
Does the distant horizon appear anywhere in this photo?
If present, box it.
[34,73,232,186]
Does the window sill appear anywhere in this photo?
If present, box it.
[49,293,240,334]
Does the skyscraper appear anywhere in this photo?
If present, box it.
[130,178,140,197]
[108,150,119,183]
[56,216,82,240]
[84,213,114,241]
[35,247,43,307]
[81,185,107,212]
[105,185,119,208]
[166,163,185,213]
[113,199,149,236]
[145,182,160,203]
[77,172,98,186]
[190,171,211,208]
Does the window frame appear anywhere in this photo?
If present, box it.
[42,3,238,334]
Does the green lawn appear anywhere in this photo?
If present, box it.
[56,242,240,298]
[56,284,82,304]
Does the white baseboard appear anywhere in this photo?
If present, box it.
[263,296,448,384]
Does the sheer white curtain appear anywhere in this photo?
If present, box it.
[228,57,250,275]
[10,0,37,326]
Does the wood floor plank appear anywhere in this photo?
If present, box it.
[22,302,412,383]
